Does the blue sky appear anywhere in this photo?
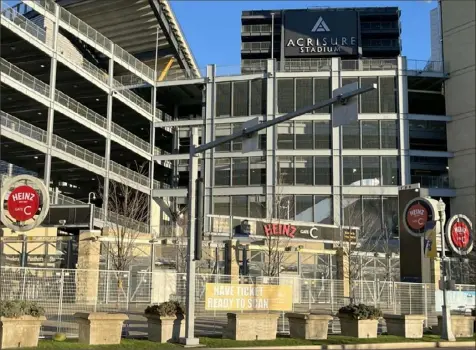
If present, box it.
[170,0,439,68]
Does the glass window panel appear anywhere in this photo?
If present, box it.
[380,77,396,113]
[343,156,361,185]
[295,195,313,222]
[381,120,398,149]
[215,124,231,152]
[214,158,230,186]
[362,156,380,184]
[250,195,266,219]
[232,123,243,151]
[314,121,331,149]
[343,196,362,227]
[361,121,380,149]
[295,156,313,185]
[278,79,294,113]
[250,157,266,185]
[214,196,230,215]
[314,78,331,113]
[295,121,313,149]
[362,196,382,236]
[232,196,248,217]
[382,156,399,185]
[314,195,333,224]
[360,77,379,113]
[342,122,360,149]
[277,122,294,149]
[314,156,332,185]
[277,195,294,220]
[216,82,231,117]
[233,81,249,117]
[277,156,294,185]
[296,78,313,110]
[250,79,266,115]
[341,78,359,112]
[382,196,398,236]
[232,157,248,186]
[259,130,267,150]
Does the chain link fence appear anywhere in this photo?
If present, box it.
[1,266,474,338]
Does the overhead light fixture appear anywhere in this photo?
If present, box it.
[95,98,100,101]
[40,64,45,68]
[73,85,78,88]
[34,156,38,159]
[37,112,42,115]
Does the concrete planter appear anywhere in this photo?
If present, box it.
[434,315,476,338]
[337,313,378,338]
[0,315,46,349]
[286,313,333,340]
[144,314,184,343]
[384,314,425,338]
[223,313,279,341]
[74,312,128,345]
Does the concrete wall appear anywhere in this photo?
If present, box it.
[441,0,476,223]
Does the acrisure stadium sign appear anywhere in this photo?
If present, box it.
[446,214,474,255]
[1,175,50,232]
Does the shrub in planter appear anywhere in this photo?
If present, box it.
[144,301,185,343]
[337,303,382,338]
[0,300,46,349]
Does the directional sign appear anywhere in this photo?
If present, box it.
[242,117,260,153]
[332,82,359,128]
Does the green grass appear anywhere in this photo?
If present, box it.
[29,335,476,349]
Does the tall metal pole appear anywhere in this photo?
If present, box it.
[438,199,455,341]
[271,13,275,60]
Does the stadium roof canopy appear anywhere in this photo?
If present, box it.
[55,0,200,78]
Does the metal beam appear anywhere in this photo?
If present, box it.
[158,57,175,81]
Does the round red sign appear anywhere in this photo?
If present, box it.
[7,185,40,222]
[406,203,428,231]
[450,221,470,249]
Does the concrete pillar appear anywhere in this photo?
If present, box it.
[149,83,158,236]
[331,57,342,226]
[224,239,240,283]
[203,65,215,232]
[397,56,410,185]
[75,230,101,305]
[265,59,276,218]
[335,247,350,298]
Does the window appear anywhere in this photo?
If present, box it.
[295,156,313,185]
[214,158,230,186]
[343,196,362,227]
[295,121,313,149]
[278,79,294,113]
[295,195,314,222]
[362,196,382,234]
[296,78,313,110]
[233,81,249,116]
[232,124,243,151]
[250,195,266,218]
[362,156,380,183]
[314,78,331,113]
[382,196,398,235]
[360,77,379,113]
[381,121,398,149]
[343,156,361,185]
[314,121,331,149]
[232,196,248,217]
[216,82,231,117]
[250,79,266,115]
[342,122,360,148]
[214,196,230,215]
[277,156,294,185]
[382,156,399,185]
[314,196,332,224]
[277,195,294,220]
[277,122,294,149]
[361,121,380,149]
[250,157,266,185]
[232,157,248,186]
[215,124,231,152]
[380,77,396,113]
[314,156,332,185]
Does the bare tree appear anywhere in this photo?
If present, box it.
[98,164,150,272]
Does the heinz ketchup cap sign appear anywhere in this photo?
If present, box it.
[7,185,40,221]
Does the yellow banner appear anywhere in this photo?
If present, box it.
[424,221,437,259]
[205,283,293,311]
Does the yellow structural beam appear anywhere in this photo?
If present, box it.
[157,57,175,82]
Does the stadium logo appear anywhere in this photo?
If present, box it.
[311,17,330,32]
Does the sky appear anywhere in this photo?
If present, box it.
[169,0,439,68]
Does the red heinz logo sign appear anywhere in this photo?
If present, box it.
[263,223,296,238]
[7,185,40,222]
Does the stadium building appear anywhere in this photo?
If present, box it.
[0,2,458,280]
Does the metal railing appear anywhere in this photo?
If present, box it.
[241,24,272,33]
[0,58,153,156]
[411,175,450,189]
[341,59,398,71]
[1,2,46,41]
[281,58,332,72]
[407,59,445,73]
[0,110,154,191]
[241,41,271,50]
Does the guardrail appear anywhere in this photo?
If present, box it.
[241,24,272,33]
[411,175,450,189]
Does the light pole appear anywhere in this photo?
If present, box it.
[88,192,96,204]
[437,198,455,341]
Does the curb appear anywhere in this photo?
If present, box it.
[207,341,476,350]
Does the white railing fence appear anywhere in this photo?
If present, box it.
[1,266,474,337]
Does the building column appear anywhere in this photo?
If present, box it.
[330,57,342,226]
[43,4,60,188]
[335,247,350,298]
[149,82,158,236]
[75,230,101,305]
[397,56,410,185]
[102,43,114,223]
[203,65,215,232]
[265,59,277,219]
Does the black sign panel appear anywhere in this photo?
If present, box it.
[284,10,360,57]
